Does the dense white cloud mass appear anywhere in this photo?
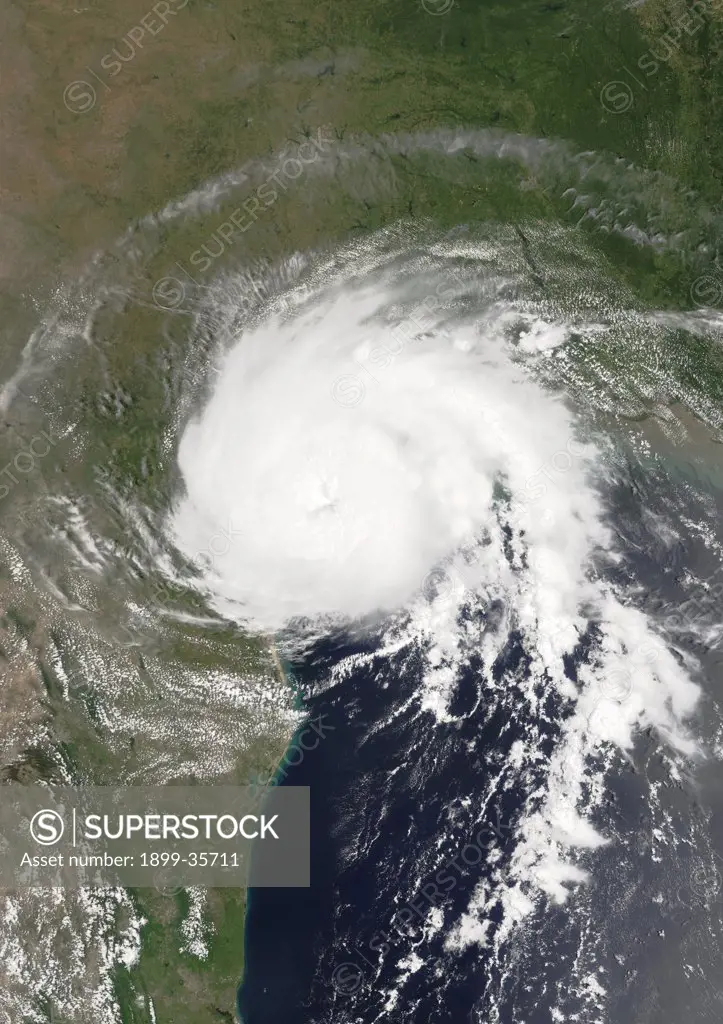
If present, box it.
[172,271,599,632]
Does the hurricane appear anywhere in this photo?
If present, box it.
[3,126,723,1023]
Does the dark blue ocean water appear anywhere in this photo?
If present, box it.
[237,619,582,1024]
